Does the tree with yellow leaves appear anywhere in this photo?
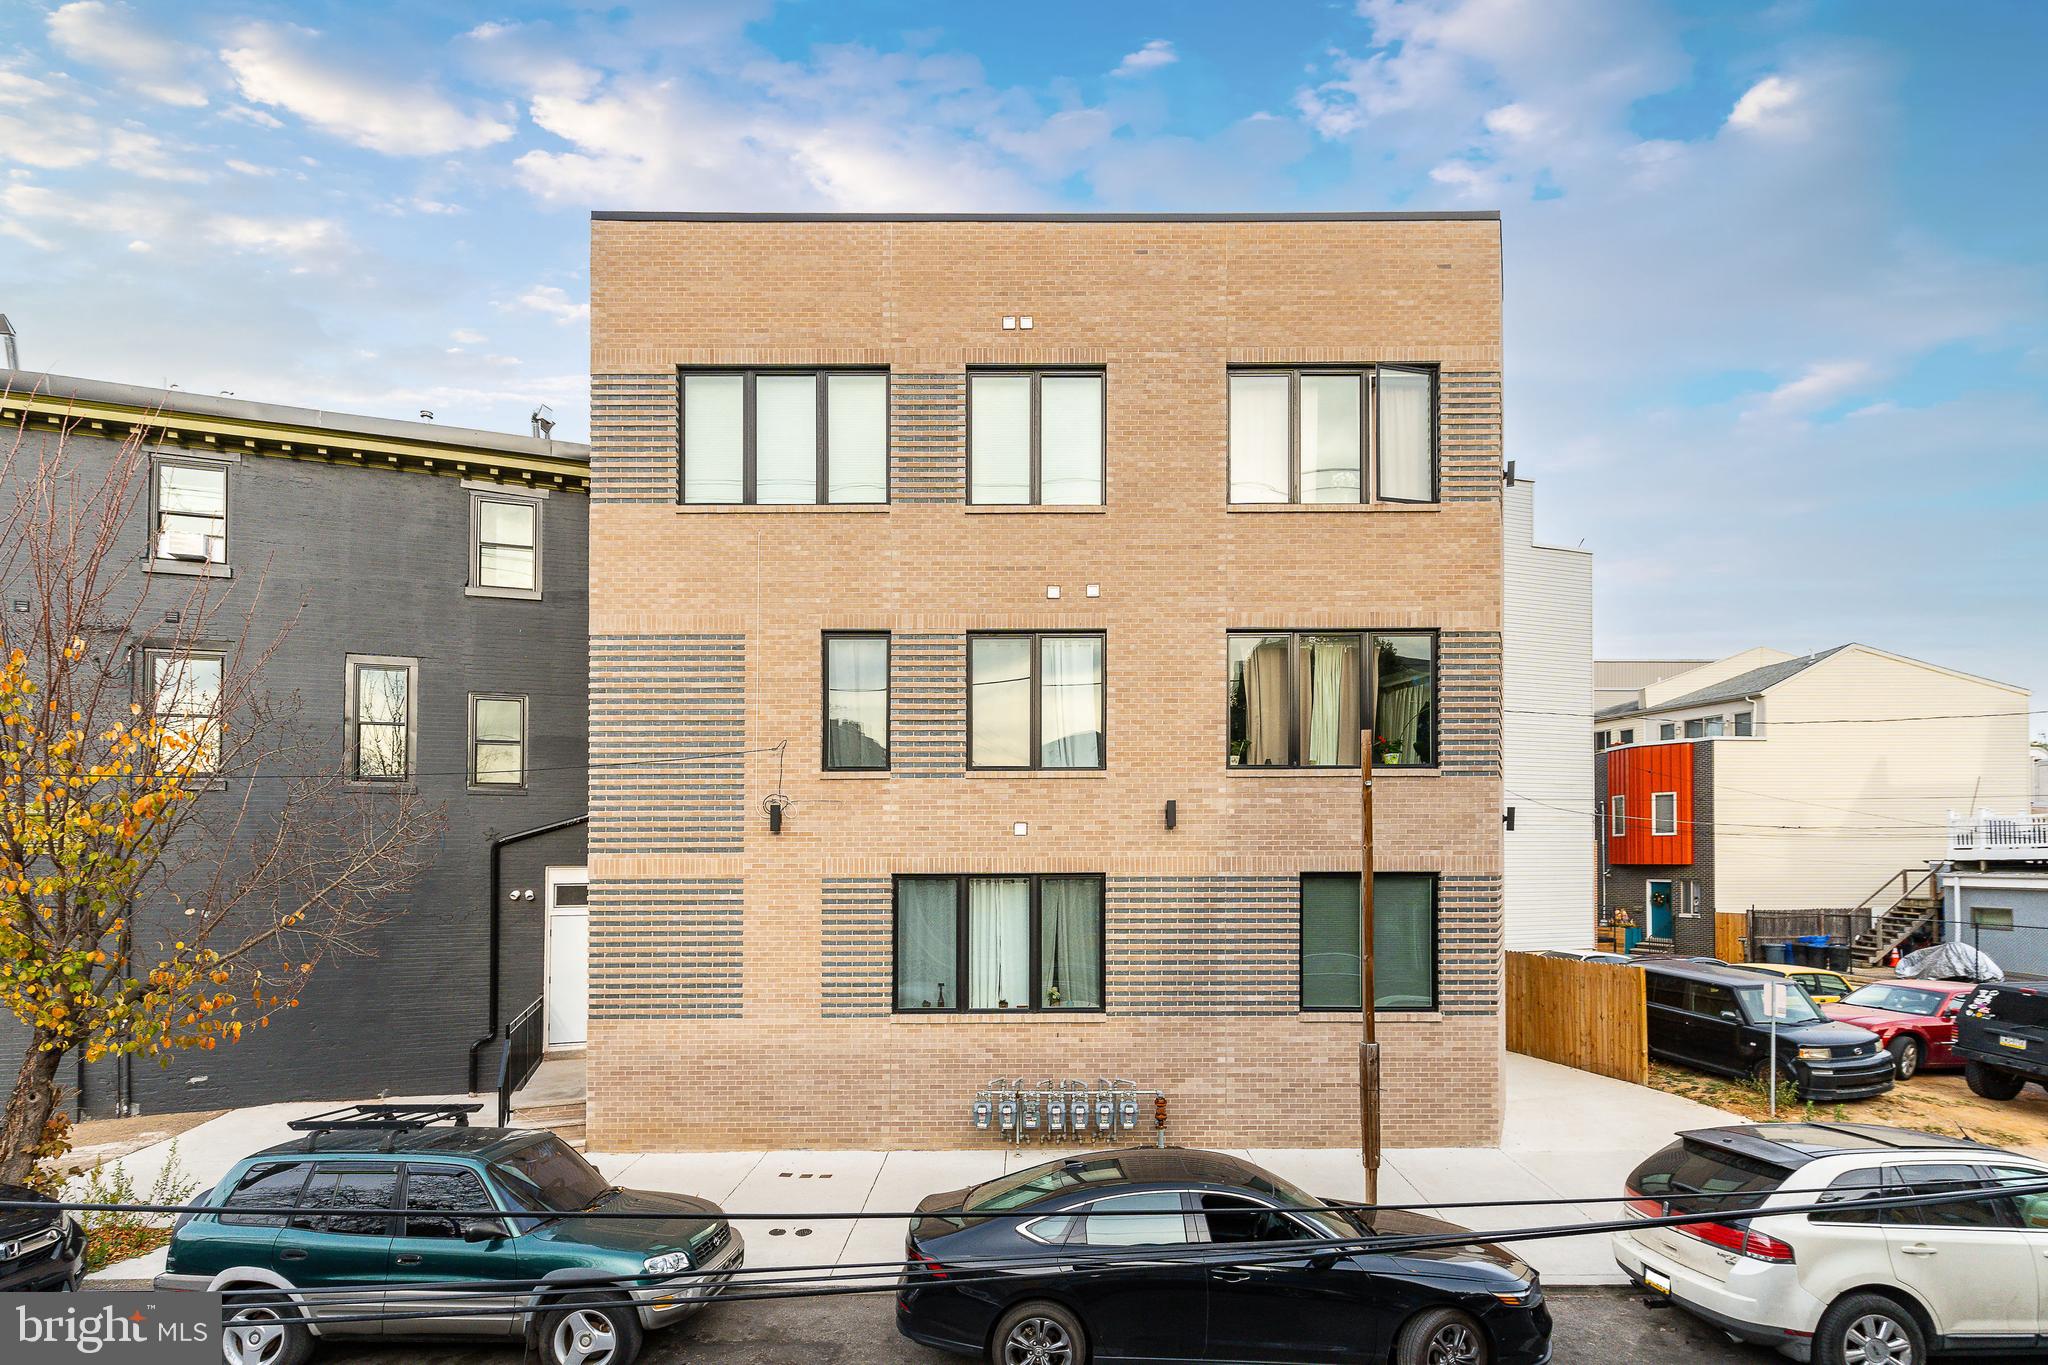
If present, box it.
[0,396,440,1183]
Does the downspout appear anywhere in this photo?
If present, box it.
[486,814,588,1037]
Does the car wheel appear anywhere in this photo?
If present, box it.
[219,1292,313,1365]
[1966,1059,2026,1101]
[1395,1307,1491,1365]
[1887,1036,1923,1080]
[538,1291,644,1365]
[989,1300,1087,1365]
[1814,1291,1925,1365]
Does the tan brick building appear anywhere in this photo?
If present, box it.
[585,212,1506,1151]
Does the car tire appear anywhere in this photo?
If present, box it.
[1888,1035,1923,1080]
[219,1290,314,1365]
[1394,1307,1491,1365]
[537,1291,644,1365]
[1814,1291,1926,1365]
[1966,1059,2026,1101]
[988,1300,1088,1365]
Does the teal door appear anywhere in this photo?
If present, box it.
[1647,880,1675,939]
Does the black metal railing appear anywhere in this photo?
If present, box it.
[493,997,545,1127]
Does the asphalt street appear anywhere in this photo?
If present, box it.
[306,1286,1782,1364]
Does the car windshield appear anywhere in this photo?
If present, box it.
[490,1137,612,1216]
[1733,983,1824,1025]
[965,1156,1127,1212]
[1839,985,1946,1016]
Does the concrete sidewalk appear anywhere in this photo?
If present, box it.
[87,1054,1734,1287]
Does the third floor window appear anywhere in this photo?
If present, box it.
[681,369,887,505]
[969,632,1105,770]
[1228,631,1437,769]
[968,370,1105,506]
[1228,367,1435,505]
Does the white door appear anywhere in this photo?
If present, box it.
[1882,1161,2035,1337]
[544,868,588,1050]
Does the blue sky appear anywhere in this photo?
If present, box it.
[3,0,2045,715]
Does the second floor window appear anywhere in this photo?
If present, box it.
[348,656,416,781]
[969,633,1104,770]
[1227,631,1436,769]
[470,694,526,787]
[471,492,541,597]
[681,370,887,505]
[1300,872,1438,1011]
[968,370,1105,505]
[154,458,228,564]
[147,650,222,773]
[895,874,1103,1012]
[824,633,889,770]
[1652,791,1678,836]
[1228,367,1435,505]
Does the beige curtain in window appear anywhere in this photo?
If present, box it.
[1301,636,1361,765]
[1243,638,1292,766]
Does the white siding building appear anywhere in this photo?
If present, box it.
[1502,479,1595,949]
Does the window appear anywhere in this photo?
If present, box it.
[1299,873,1438,1011]
[1651,792,1678,836]
[470,492,541,598]
[680,370,887,505]
[1228,367,1435,505]
[347,656,416,782]
[402,1166,503,1240]
[824,633,889,770]
[968,370,1104,505]
[1659,722,1677,741]
[153,458,228,565]
[1619,728,1635,745]
[1684,718,1704,738]
[1077,1192,1190,1247]
[219,1162,310,1228]
[1610,796,1626,836]
[1734,712,1753,737]
[1227,631,1436,769]
[470,694,526,788]
[893,875,1103,1012]
[1595,731,1608,751]
[1974,906,2015,932]
[1198,1193,1306,1245]
[146,650,223,774]
[1811,1167,1885,1225]
[969,633,1104,770]
[290,1166,399,1237]
[1889,1163,2013,1229]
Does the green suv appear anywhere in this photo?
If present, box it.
[154,1105,741,1365]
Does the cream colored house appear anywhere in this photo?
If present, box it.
[1594,644,2031,958]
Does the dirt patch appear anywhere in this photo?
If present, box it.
[58,1109,225,1177]
[1646,1063,2048,1154]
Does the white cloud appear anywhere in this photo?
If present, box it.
[1726,74,1802,134]
[221,23,514,156]
[48,1,209,107]
[219,103,283,129]
[1111,40,1178,78]
[1747,359,1878,419]
[451,329,486,344]
[105,127,207,182]
[225,159,274,177]
[509,285,589,324]
[206,214,349,261]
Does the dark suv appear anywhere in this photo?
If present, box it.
[0,1179,85,1292]
[1642,960,1895,1100]
[154,1105,740,1365]
[1956,981,2048,1100]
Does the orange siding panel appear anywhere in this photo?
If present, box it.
[1606,742,1694,866]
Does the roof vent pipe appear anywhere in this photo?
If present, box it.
[530,403,555,439]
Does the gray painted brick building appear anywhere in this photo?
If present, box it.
[1,371,589,1115]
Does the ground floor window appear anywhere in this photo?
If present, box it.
[895,875,1103,1012]
[1299,873,1438,1011]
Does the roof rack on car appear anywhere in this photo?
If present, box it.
[285,1103,484,1152]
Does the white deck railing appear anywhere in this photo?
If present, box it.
[1950,809,2048,860]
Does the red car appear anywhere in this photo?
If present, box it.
[1820,979,1977,1078]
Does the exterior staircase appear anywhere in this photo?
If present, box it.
[510,1098,587,1151]
[1849,869,1942,968]
[506,1052,588,1150]
[1630,936,1674,959]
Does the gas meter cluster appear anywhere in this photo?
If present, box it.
[971,1078,1167,1146]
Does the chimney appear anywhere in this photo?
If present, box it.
[0,315,16,371]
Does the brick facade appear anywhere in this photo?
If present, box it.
[586,214,1506,1149]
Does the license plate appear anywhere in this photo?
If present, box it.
[1644,1267,1671,1295]
[2000,1036,2028,1050]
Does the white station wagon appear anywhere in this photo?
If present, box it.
[1613,1123,2048,1365]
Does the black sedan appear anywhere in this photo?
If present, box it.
[0,1180,86,1292]
[896,1147,1549,1365]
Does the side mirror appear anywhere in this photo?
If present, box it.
[463,1220,506,1243]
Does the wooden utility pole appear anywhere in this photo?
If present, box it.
[1360,727,1381,1205]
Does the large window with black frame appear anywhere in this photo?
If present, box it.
[680,369,888,505]
[1227,631,1436,769]
[967,369,1106,505]
[968,632,1105,770]
[1299,873,1439,1011]
[1227,366,1436,505]
[894,875,1104,1013]
[823,632,889,770]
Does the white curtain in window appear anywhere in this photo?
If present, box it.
[1298,375,1361,503]
[682,375,744,503]
[1039,878,1101,1008]
[826,375,887,503]
[1229,374,1290,503]
[1302,636,1361,766]
[1038,636,1103,768]
[970,376,1032,504]
[755,375,818,504]
[1377,369,1432,501]
[968,878,1031,1009]
[1040,376,1104,505]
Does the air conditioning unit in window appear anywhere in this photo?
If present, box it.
[156,531,215,563]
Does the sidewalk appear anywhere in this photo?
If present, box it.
[87,1054,1734,1287]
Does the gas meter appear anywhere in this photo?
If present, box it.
[1046,1097,1067,1134]
[1117,1096,1139,1131]
[1021,1095,1043,1133]
[997,1096,1019,1133]
[1094,1096,1115,1132]
[971,1097,993,1130]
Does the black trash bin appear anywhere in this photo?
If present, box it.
[1825,942,1853,974]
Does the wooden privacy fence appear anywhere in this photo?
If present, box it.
[1716,910,1749,964]
[1504,951,1647,1084]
